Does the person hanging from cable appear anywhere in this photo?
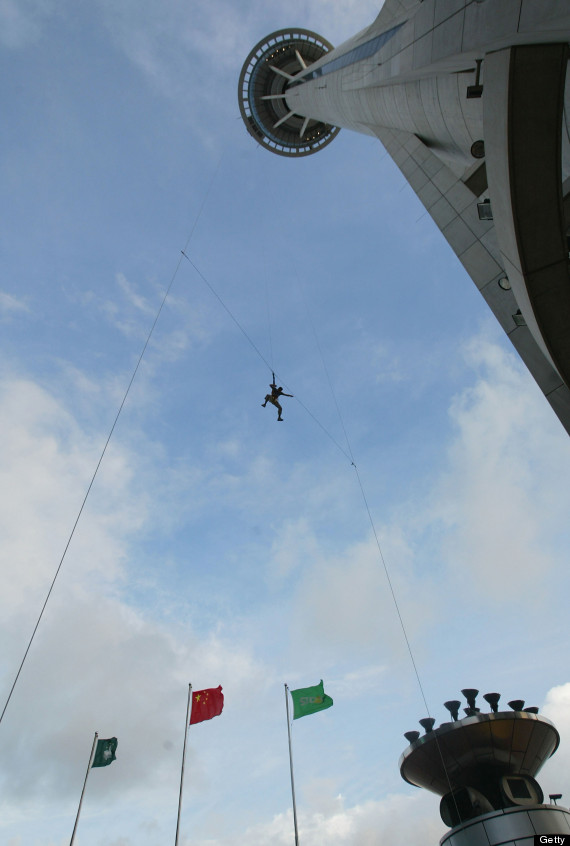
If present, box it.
[262,373,293,422]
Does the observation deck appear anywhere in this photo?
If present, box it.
[238,29,340,157]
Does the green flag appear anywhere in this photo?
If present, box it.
[92,737,118,768]
[290,680,333,720]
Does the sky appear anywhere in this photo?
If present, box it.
[1,1,570,844]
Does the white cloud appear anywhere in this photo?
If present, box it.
[93,272,215,368]
[0,291,29,316]
[96,0,383,127]
[116,273,155,317]
[0,373,267,815]
[1,588,267,801]
[98,273,158,341]
[421,327,570,611]
[539,683,570,799]
[225,790,444,846]
[300,0,385,45]
[290,528,436,665]
[1,321,569,844]
[0,0,58,48]
[268,517,322,581]
[333,664,386,695]
[0,377,143,619]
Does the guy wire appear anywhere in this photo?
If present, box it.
[264,156,446,743]
[0,156,223,726]
[292,256,462,821]
[179,251,352,461]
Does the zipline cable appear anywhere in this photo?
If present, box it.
[263,243,275,373]
[260,154,436,723]
[190,148,462,819]
[185,227,452,789]
[0,157,224,727]
[296,274,432,701]
[265,278,274,372]
[352,459,462,820]
[288,209,463,819]
[180,251,352,462]
[300,299,356,465]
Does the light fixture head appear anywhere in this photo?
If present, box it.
[444,700,462,721]
[404,730,420,743]
[419,717,435,733]
[464,707,480,717]
[483,692,501,713]
[498,276,511,290]
[524,706,539,714]
[461,689,479,709]
[508,699,525,711]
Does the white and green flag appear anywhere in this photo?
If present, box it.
[92,737,117,768]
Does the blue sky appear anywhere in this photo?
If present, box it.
[2,1,570,844]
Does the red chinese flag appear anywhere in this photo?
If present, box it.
[189,686,224,725]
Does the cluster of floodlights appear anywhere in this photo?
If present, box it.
[404,689,539,743]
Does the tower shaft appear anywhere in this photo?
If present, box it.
[239,0,570,434]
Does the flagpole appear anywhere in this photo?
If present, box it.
[175,683,192,846]
[284,684,300,846]
[70,730,98,846]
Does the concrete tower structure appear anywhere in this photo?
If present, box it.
[238,0,570,434]
[400,690,569,845]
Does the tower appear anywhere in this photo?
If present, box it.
[238,0,570,435]
[401,690,569,844]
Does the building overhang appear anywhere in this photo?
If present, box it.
[484,43,570,387]
[399,711,560,796]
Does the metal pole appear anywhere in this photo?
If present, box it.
[175,683,192,846]
[284,684,300,846]
[70,731,98,846]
